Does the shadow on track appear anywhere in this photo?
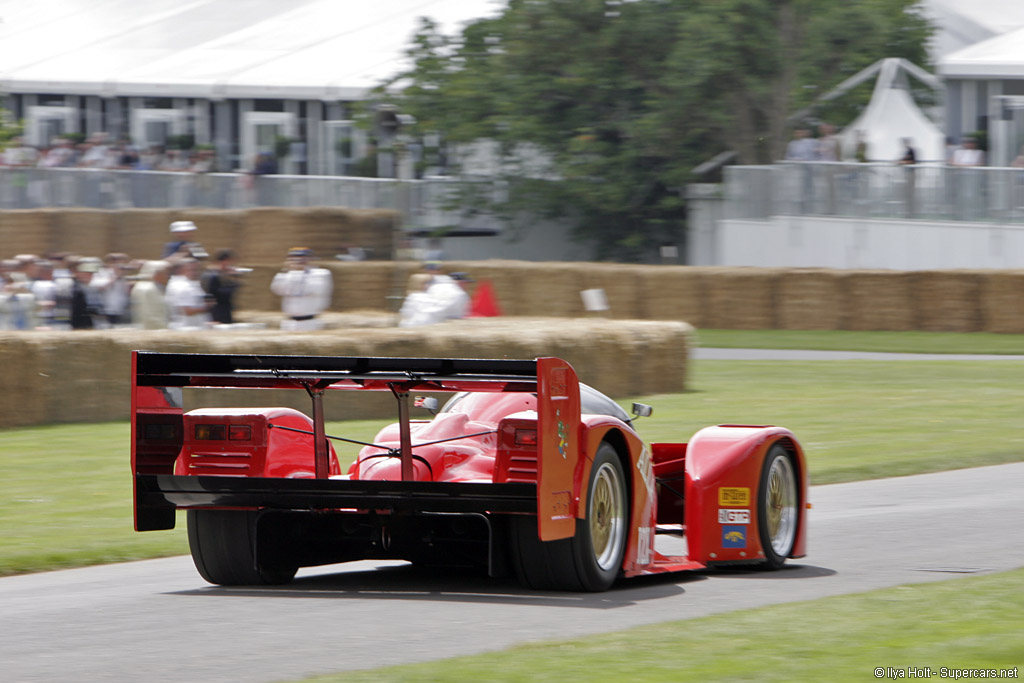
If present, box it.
[167,562,707,609]
[698,564,837,580]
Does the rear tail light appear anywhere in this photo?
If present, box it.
[229,425,252,441]
[194,424,226,440]
[514,428,538,447]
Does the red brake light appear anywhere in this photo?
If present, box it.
[194,424,226,440]
[229,425,252,441]
[514,429,538,447]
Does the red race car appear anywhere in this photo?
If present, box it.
[131,352,808,591]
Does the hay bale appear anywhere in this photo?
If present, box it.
[21,332,127,424]
[515,262,589,317]
[0,320,691,428]
[776,269,844,330]
[839,270,915,331]
[0,211,54,257]
[50,209,114,257]
[173,210,244,258]
[240,207,399,265]
[979,270,1024,334]
[583,264,642,319]
[910,270,983,333]
[0,334,48,426]
[111,209,173,260]
[232,264,278,312]
[334,208,398,260]
[240,208,301,264]
[701,267,781,329]
[326,261,405,312]
[635,266,705,326]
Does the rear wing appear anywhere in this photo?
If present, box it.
[131,352,581,540]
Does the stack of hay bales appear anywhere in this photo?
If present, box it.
[238,207,397,265]
[777,269,845,330]
[909,270,983,332]
[50,209,115,256]
[0,319,691,428]
[514,262,591,317]
[0,210,53,256]
[700,267,782,329]
[0,207,398,264]
[838,270,916,331]
[112,209,175,260]
[980,271,1024,334]
[635,266,706,326]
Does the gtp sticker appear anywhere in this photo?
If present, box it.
[718,508,751,524]
[722,525,747,548]
[718,487,750,507]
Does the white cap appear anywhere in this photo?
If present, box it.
[170,220,197,233]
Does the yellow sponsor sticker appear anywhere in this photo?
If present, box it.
[718,487,750,507]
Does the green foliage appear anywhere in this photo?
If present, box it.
[0,108,24,147]
[377,0,932,260]
[165,133,196,151]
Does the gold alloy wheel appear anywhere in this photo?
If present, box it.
[589,461,626,571]
[765,454,797,556]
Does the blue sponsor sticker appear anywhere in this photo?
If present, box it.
[722,525,747,549]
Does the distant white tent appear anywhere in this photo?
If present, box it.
[830,59,946,163]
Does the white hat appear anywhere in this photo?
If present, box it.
[170,220,197,233]
[76,257,102,273]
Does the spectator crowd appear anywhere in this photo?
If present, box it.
[1,132,218,173]
[1,220,487,332]
[0,220,246,331]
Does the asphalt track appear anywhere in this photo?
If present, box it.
[3,461,1022,683]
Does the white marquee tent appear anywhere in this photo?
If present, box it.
[837,59,946,163]
[0,0,501,99]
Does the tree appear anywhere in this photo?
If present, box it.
[0,108,23,148]
[380,0,932,261]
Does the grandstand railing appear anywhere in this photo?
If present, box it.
[726,162,1024,223]
[0,168,466,225]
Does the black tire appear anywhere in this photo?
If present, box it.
[757,444,799,569]
[187,510,297,586]
[510,443,628,591]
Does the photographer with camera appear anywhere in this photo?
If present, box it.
[201,248,250,325]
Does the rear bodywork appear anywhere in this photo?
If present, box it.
[131,351,808,585]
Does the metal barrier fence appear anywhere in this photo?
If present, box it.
[0,167,467,228]
[725,162,1024,223]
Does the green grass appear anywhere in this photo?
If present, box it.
[2,358,1023,576]
[635,360,1024,484]
[296,569,1024,682]
[694,329,1024,355]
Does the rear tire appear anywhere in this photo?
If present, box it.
[757,445,798,569]
[510,443,628,591]
[187,510,297,586]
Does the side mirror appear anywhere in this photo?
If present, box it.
[631,403,653,419]
[414,396,439,414]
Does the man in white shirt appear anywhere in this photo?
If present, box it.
[398,271,472,327]
[270,248,333,331]
[131,260,171,330]
[165,258,211,330]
